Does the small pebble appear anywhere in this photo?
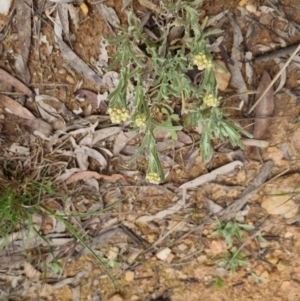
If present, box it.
[125,271,135,282]
[284,232,294,238]
[166,253,175,263]
[177,243,188,251]
[156,248,171,261]
[107,294,123,301]
[260,270,269,281]
[281,281,292,290]
[246,3,257,13]
[80,3,89,15]
[107,247,119,260]
[66,75,75,84]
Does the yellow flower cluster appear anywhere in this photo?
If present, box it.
[108,107,130,123]
[146,172,161,184]
[134,115,147,128]
[193,53,212,70]
[203,94,219,107]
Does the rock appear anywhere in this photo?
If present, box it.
[284,232,294,238]
[107,247,119,260]
[166,253,175,263]
[0,0,13,15]
[80,3,89,15]
[261,174,300,218]
[156,248,171,261]
[202,229,209,236]
[239,0,248,6]
[177,243,188,251]
[266,256,279,265]
[125,271,135,282]
[246,4,257,13]
[107,294,123,301]
[261,194,298,218]
[197,255,207,262]
[214,267,227,278]
[255,264,265,275]
[208,240,227,254]
[260,270,269,282]
[66,75,76,84]
[280,281,292,290]
[277,261,287,272]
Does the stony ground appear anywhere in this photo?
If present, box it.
[1,0,300,300]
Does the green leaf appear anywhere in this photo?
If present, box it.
[224,234,232,245]
[258,234,267,243]
[200,131,212,161]
[171,114,180,121]
[237,223,255,231]
[153,123,183,131]
[127,46,145,67]
[237,259,249,267]
[203,28,224,38]
[211,230,221,237]
[218,259,228,268]
[161,107,169,115]
[215,277,225,288]
[251,272,264,283]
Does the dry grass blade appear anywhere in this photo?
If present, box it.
[249,42,300,113]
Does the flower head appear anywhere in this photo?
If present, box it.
[203,94,220,107]
[146,172,161,184]
[146,143,164,184]
[108,107,130,123]
[134,114,147,128]
[193,53,212,70]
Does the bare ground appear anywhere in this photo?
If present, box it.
[1,0,300,301]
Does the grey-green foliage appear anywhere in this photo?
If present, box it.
[212,220,255,245]
[106,0,252,182]
[218,246,249,273]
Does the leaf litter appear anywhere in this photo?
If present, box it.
[1,1,300,300]
[252,70,275,140]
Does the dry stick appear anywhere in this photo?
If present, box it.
[226,203,300,270]
[248,42,300,114]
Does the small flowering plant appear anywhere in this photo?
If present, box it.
[193,52,213,70]
[105,0,251,183]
